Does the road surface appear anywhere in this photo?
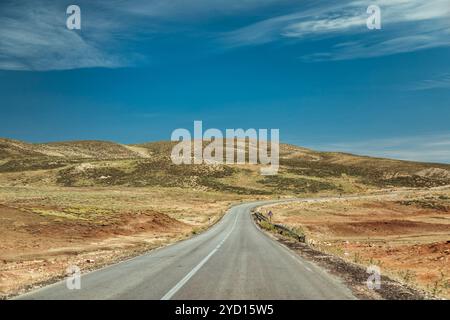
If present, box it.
[17,200,355,300]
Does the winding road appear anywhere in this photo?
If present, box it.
[17,200,355,300]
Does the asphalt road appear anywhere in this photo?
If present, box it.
[17,200,355,300]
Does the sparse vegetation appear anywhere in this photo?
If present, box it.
[1,137,450,298]
[399,270,416,284]
[1,138,449,193]
[428,271,449,296]
[259,175,339,193]
[283,155,450,189]
[398,199,449,212]
[0,158,71,172]
[353,252,363,264]
[259,192,450,298]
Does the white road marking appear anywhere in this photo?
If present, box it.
[160,211,239,300]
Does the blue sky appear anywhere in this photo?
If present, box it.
[0,0,450,162]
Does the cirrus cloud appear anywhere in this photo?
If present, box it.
[221,0,450,61]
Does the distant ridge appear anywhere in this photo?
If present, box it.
[1,137,450,191]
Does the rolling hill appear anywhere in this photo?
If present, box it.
[1,137,449,299]
[1,137,449,195]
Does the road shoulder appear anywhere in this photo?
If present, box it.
[251,209,432,300]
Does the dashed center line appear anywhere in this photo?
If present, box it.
[160,211,239,300]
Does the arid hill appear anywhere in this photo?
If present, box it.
[1,137,449,299]
[1,138,449,194]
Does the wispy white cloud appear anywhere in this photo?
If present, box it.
[311,133,450,163]
[220,5,341,48]
[0,1,140,71]
[1,0,450,70]
[406,73,450,91]
[107,0,289,19]
[0,0,292,71]
[222,0,450,60]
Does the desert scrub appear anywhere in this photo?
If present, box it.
[352,252,363,264]
[397,199,449,212]
[368,257,384,268]
[199,178,270,195]
[57,166,127,186]
[259,175,338,193]
[282,157,450,188]
[428,271,449,296]
[191,226,207,235]
[259,220,276,232]
[58,158,243,190]
[398,270,416,285]
[292,226,305,235]
[0,158,70,172]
